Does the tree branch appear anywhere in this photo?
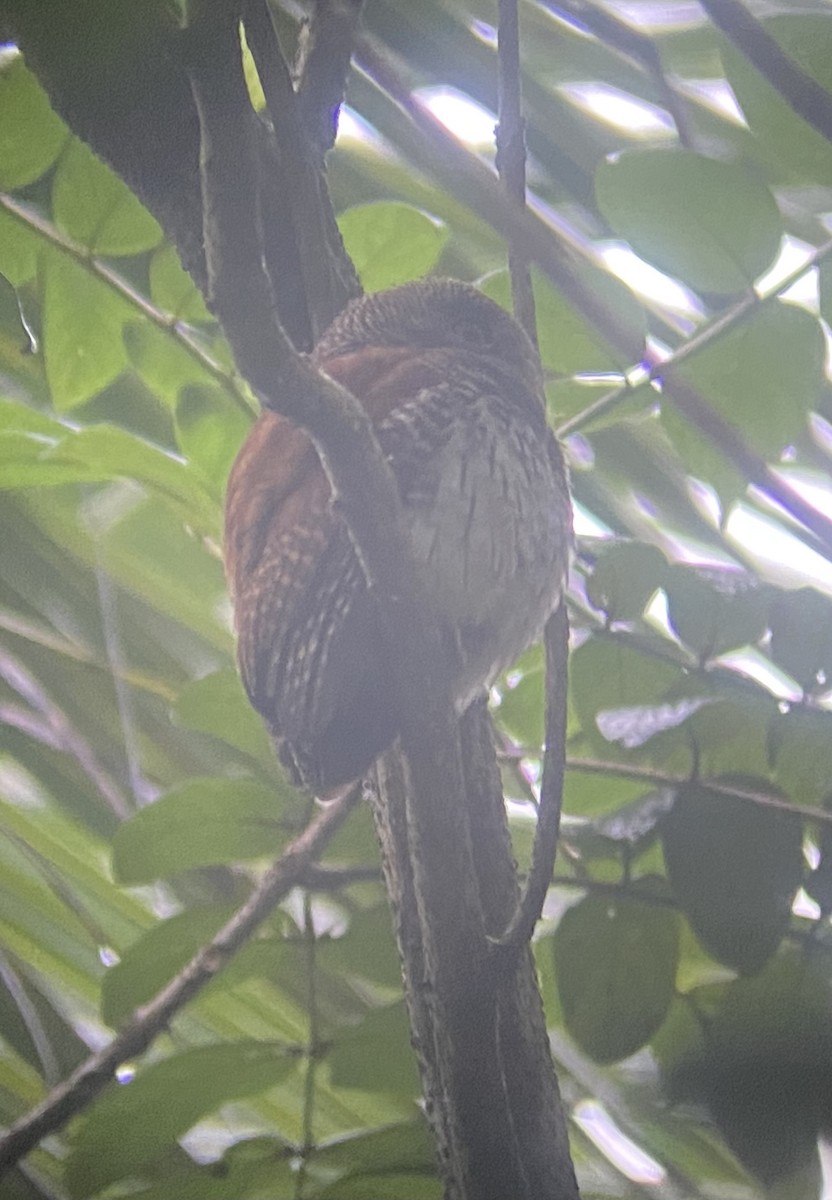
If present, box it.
[699,0,832,147]
[0,787,360,1176]
[495,0,536,347]
[296,0,365,160]
[244,0,359,341]
[353,32,647,369]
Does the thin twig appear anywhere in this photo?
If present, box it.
[491,0,565,951]
[0,193,252,416]
[353,32,647,367]
[564,756,832,826]
[0,787,360,1176]
[496,0,537,346]
[353,33,832,555]
[699,0,832,147]
[0,649,130,820]
[553,0,697,147]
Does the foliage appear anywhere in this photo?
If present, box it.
[1,2,832,1198]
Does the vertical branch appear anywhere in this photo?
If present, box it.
[244,0,360,339]
[296,0,366,161]
[495,0,537,347]
[494,0,569,947]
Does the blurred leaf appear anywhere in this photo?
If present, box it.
[586,541,668,623]
[723,14,832,187]
[52,138,162,255]
[171,669,274,764]
[570,635,685,755]
[769,706,832,806]
[101,904,238,1027]
[664,565,767,661]
[661,781,802,974]
[66,1042,296,1197]
[553,877,680,1062]
[324,904,400,990]
[175,385,250,486]
[769,587,832,693]
[0,53,68,189]
[329,1001,419,1095]
[338,202,448,292]
[0,205,42,286]
[481,265,645,375]
[112,778,299,883]
[42,253,132,409]
[595,149,782,293]
[149,244,212,323]
[667,304,824,463]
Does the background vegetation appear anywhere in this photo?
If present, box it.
[1,0,832,1197]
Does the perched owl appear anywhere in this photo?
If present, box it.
[224,278,571,792]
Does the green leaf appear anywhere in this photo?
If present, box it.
[325,905,401,989]
[570,635,684,755]
[596,149,783,293]
[123,320,225,409]
[494,644,545,747]
[101,905,237,1027]
[769,707,832,806]
[338,203,448,292]
[723,15,832,187]
[0,52,68,189]
[66,1042,295,1197]
[329,1001,420,1095]
[149,244,212,323]
[319,1174,441,1199]
[42,252,132,408]
[175,385,250,486]
[112,778,298,883]
[663,565,767,661]
[4,421,219,530]
[0,205,43,285]
[481,265,645,375]
[586,541,668,622]
[52,138,162,255]
[171,669,274,764]
[768,587,832,693]
[315,1120,436,1176]
[667,304,824,461]
[553,877,679,1062]
[661,781,803,974]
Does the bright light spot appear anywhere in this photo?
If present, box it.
[116,1064,136,1084]
[715,647,801,701]
[609,2,703,31]
[559,83,674,138]
[599,242,704,318]
[0,759,46,809]
[573,499,612,537]
[99,945,120,967]
[676,79,747,126]
[337,106,382,147]
[688,478,722,526]
[416,86,496,147]
[756,236,818,308]
[819,1138,832,1200]
[793,887,822,920]
[470,18,497,46]
[726,503,832,595]
[574,1100,665,1184]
